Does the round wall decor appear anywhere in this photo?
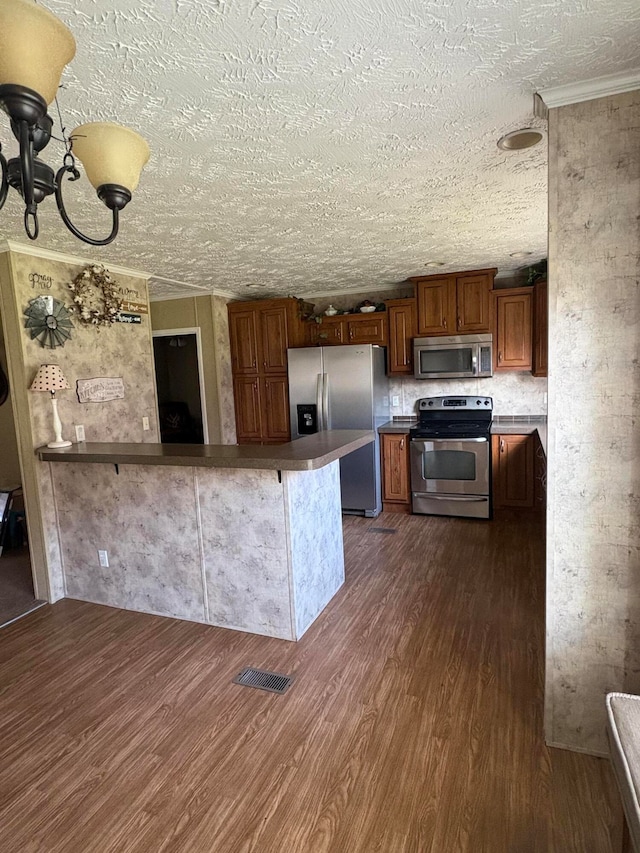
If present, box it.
[68,264,123,326]
[24,296,74,349]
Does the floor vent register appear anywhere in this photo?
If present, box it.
[233,667,295,695]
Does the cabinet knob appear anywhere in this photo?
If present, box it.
[500,438,505,453]
[498,351,503,363]
[443,318,447,329]
[400,438,404,450]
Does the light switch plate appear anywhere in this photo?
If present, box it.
[142,416,150,430]
[392,395,400,407]
[75,424,85,442]
[98,549,109,568]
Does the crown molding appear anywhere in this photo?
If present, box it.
[538,68,640,108]
[0,239,152,281]
[148,277,236,302]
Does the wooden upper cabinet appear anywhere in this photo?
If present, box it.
[260,305,290,373]
[415,277,455,335]
[532,280,548,377]
[307,312,387,347]
[314,317,346,345]
[493,287,532,371]
[456,273,492,332]
[386,298,417,375]
[345,314,387,345]
[411,268,496,336]
[228,308,259,374]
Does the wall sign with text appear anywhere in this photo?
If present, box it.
[76,377,125,403]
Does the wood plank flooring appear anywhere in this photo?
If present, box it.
[0,512,621,852]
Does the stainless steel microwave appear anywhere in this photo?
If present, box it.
[413,334,493,379]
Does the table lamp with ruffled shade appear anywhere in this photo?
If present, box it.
[30,364,72,448]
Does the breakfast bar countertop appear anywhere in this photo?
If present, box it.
[37,429,374,472]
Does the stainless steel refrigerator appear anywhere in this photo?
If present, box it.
[287,344,389,517]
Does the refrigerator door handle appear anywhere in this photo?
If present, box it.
[322,372,330,429]
[316,373,324,431]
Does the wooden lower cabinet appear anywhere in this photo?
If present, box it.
[492,433,535,509]
[381,432,411,513]
[233,375,290,444]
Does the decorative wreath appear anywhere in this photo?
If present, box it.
[68,264,123,326]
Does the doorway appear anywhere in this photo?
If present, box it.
[152,328,208,444]
[0,327,44,628]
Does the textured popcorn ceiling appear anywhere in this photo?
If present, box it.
[1,0,639,300]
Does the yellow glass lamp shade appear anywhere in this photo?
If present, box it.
[0,0,76,105]
[70,122,151,193]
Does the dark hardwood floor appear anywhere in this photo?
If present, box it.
[0,512,621,852]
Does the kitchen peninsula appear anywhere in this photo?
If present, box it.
[38,430,373,641]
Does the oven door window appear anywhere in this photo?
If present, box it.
[419,346,473,375]
[423,449,476,481]
[410,438,490,495]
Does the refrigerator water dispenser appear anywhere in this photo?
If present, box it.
[297,404,318,435]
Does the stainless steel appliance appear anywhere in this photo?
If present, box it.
[410,395,493,519]
[287,344,389,516]
[413,334,493,379]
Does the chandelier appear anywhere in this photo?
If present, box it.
[0,0,150,246]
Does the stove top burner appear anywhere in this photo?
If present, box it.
[412,395,494,439]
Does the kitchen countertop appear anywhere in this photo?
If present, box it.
[491,421,547,455]
[378,419,417,434]
[37,429,374,471]
[379,418,546,454]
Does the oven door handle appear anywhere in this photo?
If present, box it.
[412,494,488,502]
[411,437,488,444]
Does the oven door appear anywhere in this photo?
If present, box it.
[410,437,491,518]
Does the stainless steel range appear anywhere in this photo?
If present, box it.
[410,396,493,519]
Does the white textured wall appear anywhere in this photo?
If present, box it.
[546,90,640,755]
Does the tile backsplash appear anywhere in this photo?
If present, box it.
[389,372,548,417]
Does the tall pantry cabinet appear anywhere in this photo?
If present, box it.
[228,298,305,443]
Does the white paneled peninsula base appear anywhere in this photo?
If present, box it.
[38,431,373,641]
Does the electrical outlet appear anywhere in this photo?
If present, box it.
[142,416,150,431]
[392,395,400,407]
[75,424,85,442]
[98,549,109,568]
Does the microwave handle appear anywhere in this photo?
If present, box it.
[471,353,477,375]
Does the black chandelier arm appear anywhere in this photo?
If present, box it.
[0,147,8,210]
[54,163,120,246]
[17,119,40,239]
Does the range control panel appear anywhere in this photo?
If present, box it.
[417,396,493,411]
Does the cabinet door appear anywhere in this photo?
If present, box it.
[346,314,387,345]
[532,280,548,377]
[260,305,289,373]
[495,290,532,370]
[381,433,411,505]
[387,299,416,375]
[456,273,492,333]
[229,308,259,374]
[233,376,262,443]
[262,375,290,442]
[316,317,346,345]
[492,434,535,508]
[416,278,455,336]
